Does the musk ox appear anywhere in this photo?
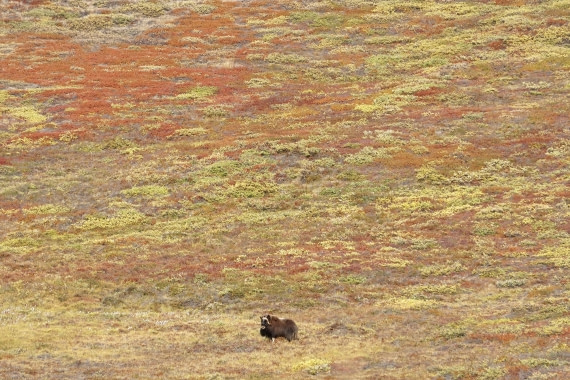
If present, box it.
[260,314,298,342]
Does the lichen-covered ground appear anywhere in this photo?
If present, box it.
[1,1,569,378]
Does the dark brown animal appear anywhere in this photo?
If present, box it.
[259,314,298,342]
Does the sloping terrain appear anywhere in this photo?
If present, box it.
[1,0,569,378]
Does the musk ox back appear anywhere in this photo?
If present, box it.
[260,314,298,342]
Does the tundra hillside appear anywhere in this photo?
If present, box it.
[1,0,568,378]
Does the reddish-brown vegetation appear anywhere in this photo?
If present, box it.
[0,0,568,378]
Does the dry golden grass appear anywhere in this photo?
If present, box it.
[1,0,569,378]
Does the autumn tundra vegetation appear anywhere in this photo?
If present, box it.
[0,0,569,378]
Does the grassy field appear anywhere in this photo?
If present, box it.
[0,0,569,378]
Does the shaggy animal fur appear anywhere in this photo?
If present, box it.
[259,314,298,342]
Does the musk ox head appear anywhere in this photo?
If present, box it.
[260,314,271,328]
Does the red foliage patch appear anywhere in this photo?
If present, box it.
[147,123,179,139]
[493,0,525,5]
[414,87,445,97]
[20,131,62,141]
[546,18,568,27]
[386,151,431,169]
[487,39,507,50]
[469,332,517,344]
